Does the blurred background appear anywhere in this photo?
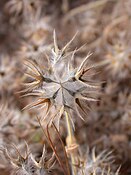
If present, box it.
[0,0,130,174]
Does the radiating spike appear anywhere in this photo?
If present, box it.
[11,143,24,160]
[75,98,86,115]
[53,30,59,54]
[74,104,85,121]
[79,96,98,102]
[78,53,92,72]
[39,145,46,166]
[20,91,42,98]
[24,59,43,75]
[62,31,78,52]
[24,141,30,158]
[23,98,49,111]
[92,147,96,161]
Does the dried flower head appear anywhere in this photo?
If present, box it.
[18,40,51,61]
[19,7,51,43]
[78,148,120,175]
[4,0,43,23]
[105,42,131,79]
[23,31,100,128]
[17,10,52,61]
[0,143,55,175]
[0,55,16,92]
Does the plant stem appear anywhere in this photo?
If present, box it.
[65,111,77,175]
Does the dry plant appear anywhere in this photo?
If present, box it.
[0,0,130,175]
[20,31,119,175]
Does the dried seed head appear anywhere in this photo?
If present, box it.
[23,32,100,128]
[0,55,16,92]
[19,9,51,46]
[77,148,119,175]
[105,42,131,79]
[0,143,55,175]
[4,0,43,23]
[16,11,52,63]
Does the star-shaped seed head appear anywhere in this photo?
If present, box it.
[23,31,100,128]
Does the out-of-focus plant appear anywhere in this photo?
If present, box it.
[0,143,55,175]
[105,40,131,79]
[0,55,17,93]
[77,149,120,175]
[4,0,43,24]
